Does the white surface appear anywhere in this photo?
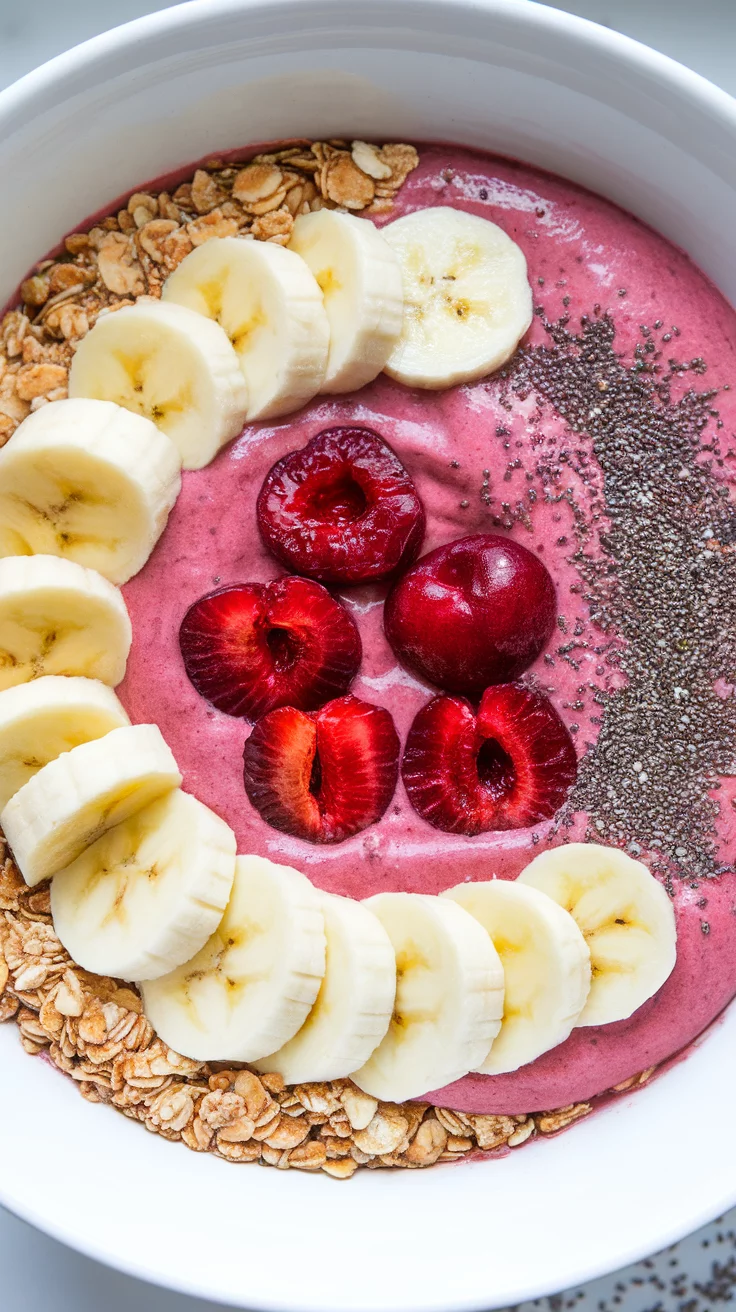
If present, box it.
[1,2,736,1310]
[5,1014,736,1312]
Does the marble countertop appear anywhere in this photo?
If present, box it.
[1,1,735,1309]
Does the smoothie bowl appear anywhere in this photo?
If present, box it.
[2,1,736,1309]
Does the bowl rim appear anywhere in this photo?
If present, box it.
[2,0,736,131]
[2,1,736,1307]
[5,1038,736,1311]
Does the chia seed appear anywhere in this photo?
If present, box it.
[504,312,736,880]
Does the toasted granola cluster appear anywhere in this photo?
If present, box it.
[0,140,419,447]
[0,849,659,1176]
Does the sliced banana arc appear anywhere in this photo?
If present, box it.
[350,892,504,1103]
[1,722,181,887]
[0,675,129,811]
[518,843,677,1026]
[141,855,326,1062]
[51,788,236,981]
[382,206,533,389]
[253,891,396,1083]
[163,237,330,422]
[0,554,132,691]
[68,299,248,470]
[288,210,404,394]
[444,880,591,1074]
[0,399,181,585]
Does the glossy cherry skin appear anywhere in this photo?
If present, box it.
[384,533,556,695]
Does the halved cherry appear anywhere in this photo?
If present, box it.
[402,683,577,835]
[243,694,400,843]
[179,577,361,720]
[256,426,425,584]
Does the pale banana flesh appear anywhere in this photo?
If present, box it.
[0,399,181,585]
[141,855,326,1063]
[289,210,404,393]
[163,237,330,421]
[253,891,396,1084]
[0,554,132,691]
[51,788,237,981]
[444,880,591,1073]
[350,892,505,1103]
[68,299,249,470]
[0,675,129,810]
[518,843,677,1025]
[1,722,181,886]
[382,206,533,388]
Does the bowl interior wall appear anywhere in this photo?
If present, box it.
[1,3,735,1308]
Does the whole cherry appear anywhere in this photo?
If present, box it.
[384,533,556,695]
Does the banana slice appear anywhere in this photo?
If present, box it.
[1,722,181,886]
[50,789,236,981]
[350,892,504,1103]
[162,236,330,421]
[444,880,591,1073]
[382,206,533,389]
[68,299,248,469]
[140,855,326,1062]
[253,891,396,1083]
[288,210,404,393]
[518,843,677,1025]
[0,399,181,584]
[0,555,132,691]
[0,675,129,810]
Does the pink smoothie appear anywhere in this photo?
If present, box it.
[118,145,736,1113]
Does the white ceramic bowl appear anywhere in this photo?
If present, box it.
[2,2,736,1308]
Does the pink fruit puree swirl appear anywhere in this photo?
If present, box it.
[118,145,736,1114]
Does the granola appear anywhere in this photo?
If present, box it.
[0,844,642,1174]
[0,140,419,448]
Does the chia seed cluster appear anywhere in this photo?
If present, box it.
[506,312,736,883]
